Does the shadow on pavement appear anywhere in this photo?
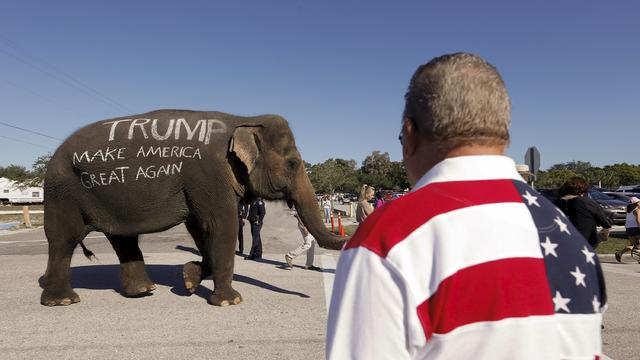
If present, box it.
[175,245,200,256]
[37,263,309,301]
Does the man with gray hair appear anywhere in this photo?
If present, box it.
[326,53,606,359]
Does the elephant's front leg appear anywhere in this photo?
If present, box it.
[208,221,242,306]
[106,235,156,297]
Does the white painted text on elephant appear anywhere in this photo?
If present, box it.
[73,147,127,165]
[103,118,227,144]
[80,166,129,189]
[136,146,202,159]
[135,162,183,180]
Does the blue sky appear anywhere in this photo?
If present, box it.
[0,1,637,170]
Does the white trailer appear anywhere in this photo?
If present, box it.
[0,177,44,205]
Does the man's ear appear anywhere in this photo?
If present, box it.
[402,118,420,157]
[229,126,262,174]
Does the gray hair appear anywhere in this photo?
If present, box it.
[403,52,511,150]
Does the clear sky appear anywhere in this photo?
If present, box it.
[0,0,637,171]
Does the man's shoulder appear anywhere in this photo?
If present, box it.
[345,179,527,257]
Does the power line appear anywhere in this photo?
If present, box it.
[0,34,134,114]
[0,121,63,141]
[0,135,54,150]
[0,75,78,114]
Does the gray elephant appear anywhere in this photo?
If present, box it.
[41,109,345,306]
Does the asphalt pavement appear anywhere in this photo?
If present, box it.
[0,201,340,360]
[0,201,637,359]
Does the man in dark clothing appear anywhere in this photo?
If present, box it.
[245,197,266,260]
[237,202,247,255]
[555,177,612,248]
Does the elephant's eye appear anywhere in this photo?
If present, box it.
[287,159,299,170]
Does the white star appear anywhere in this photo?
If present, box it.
[553,291,571,313]
[570,266,587,287]
[554,216,571,235]
[581,246,596,265]
[522,191,540,207]
[592,296,601,313]
[540,236,559,257]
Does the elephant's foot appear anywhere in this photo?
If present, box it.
[120,261,156,297]
[183,261,211,294]
[210,288,242,307]
[40,287,81,306]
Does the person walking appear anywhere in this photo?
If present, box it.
[284,212,321,271]
[245,197,265,260]
[554,177,612,248]
[326,53,606,359]
[237,202,247,255]
[615,196,640,262]
[355,185,374,224]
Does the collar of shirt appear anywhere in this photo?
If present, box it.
[412,155,524,192]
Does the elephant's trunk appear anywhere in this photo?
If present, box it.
[291,172,347,250]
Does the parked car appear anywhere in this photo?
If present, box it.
[616,185,640,193]
[587,190,626,225]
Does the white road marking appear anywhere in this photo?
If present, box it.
[320,254,337,314]
[0,234,106,245]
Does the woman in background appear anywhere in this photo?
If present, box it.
[554,176,611,248]
[615,196,640,262]
[356,185,375,224]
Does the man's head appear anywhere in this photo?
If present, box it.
[400,52,511,184]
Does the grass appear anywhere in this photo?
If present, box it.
[0,211,44,229]
[596,236,630,254]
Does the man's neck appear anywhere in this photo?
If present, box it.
[409,143,506,186]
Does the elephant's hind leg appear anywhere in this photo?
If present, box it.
[41,240,82,306]
[106,235,156,297]
[41,210,85,306]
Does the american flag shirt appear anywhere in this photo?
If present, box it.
[326,156,605,360]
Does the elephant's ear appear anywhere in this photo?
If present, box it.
[230,126,262,174]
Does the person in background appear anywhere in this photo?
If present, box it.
[237,202,247,255]
[615,196,640,262]
[555,177,612,248]
[322,196,331,223]
[245,197,265,261]
[326,52,606,359]
[374,191,385,208]
[355,184,374,224]
[284,212,321,271]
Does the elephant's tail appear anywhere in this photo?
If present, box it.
[79,241,96,260]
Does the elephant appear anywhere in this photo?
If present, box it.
[41,109,346,306]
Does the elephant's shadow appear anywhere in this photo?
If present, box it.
[38,264,310,301]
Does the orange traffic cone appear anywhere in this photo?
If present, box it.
[339,223,346,237]
[330,212,335,233]
[337,212,342,235]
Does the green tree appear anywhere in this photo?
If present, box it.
[536,169,578,188]
[548,161,593,174]
[603,163,640,187]
[26,154,51,187]
[308,158,359,194]
[389,161,409,191]
[0,164,30,182]
[359,151,393,189]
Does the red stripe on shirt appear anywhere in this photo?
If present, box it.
[344,179,524,257]
[417,257,555,339]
